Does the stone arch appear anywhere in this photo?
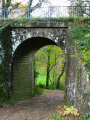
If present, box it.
[12,36,64,100]
[13,37,59,60]
[11,28,66,53]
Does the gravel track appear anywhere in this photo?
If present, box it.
[0,90,64,120]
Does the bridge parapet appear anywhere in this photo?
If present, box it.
[0,18,70,28]
[10,21,68,28]
[0,18,90,28]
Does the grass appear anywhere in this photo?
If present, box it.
[35,67,65,90]
[35,68,46,87]
[0,16,90,25]
[0,16,89,20]
[33,87,58,97]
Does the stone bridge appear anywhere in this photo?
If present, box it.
[11,21,66,100]
[0,19,90,113]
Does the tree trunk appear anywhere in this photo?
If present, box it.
[56,62,66,89]
[2,0,5,8]
[46,50,50,88]
[2,0,6,17]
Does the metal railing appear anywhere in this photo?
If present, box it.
[1,6,90,19]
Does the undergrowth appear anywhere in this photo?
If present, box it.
[51,104,90,120]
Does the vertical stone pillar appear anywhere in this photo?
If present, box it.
[65,29,90,114]
[13,52,35,101]
[0,25,12,99]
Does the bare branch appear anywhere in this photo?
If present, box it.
[69,0,90,16]
[28,0,33,7]
[75,1,90,16]
[49,62,57,72]
[22,0,45,17]
[49,54,58,72]
[9,2,22,11]
[6,0,11,8]
[56,61,66,89]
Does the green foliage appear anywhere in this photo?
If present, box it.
[35,68,46,87]
[36,83,46,88]
[33,88,45,96]
[34,58,39,79]
[33,88,59,97]
[52,104,90,120]
[70,21,90,77]
[52,112,62,120]
[35,45,65,89]
[0,24,12,103]
[63,106,79,116]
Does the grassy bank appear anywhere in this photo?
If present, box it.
[35,67,65,90]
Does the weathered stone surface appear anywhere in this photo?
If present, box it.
[10,22,67,28]
[11,28,66,52]
[13,52,35,101]
[65,29,90,114]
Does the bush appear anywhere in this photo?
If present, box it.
[33,87,45,96]
[36,83,45,88]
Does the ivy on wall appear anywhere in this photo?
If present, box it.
[69,20,90,112]
[0,24,12,102]
[70,20,90,78]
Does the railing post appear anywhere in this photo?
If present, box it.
[28,7,29,18]
[28,7,31,18]
[8,8,11,19]
[4,8,5,18]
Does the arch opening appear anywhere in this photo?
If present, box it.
[12,37,65,101]
[34,45,65,92]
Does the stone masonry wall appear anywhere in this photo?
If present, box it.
[11,28,66,52]
[65,29,90,114]
[13,52,35,101]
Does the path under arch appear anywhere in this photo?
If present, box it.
[0,90,64,120]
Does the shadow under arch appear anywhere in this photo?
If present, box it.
[12,37,59,61]
[12,37,62,101]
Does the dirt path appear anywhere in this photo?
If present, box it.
[0,90,64,120]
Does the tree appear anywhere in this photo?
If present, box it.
[46,46,60,88]
[1,0,21,17]
[56,61,66,89]
[1,0,51,18]
[35,45,65,89]
[22,0,50,17]
[46,48,50,88]
[68,0,90,16]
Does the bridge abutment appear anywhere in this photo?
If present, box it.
[65,29,90,113]
[13,52,35,100]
